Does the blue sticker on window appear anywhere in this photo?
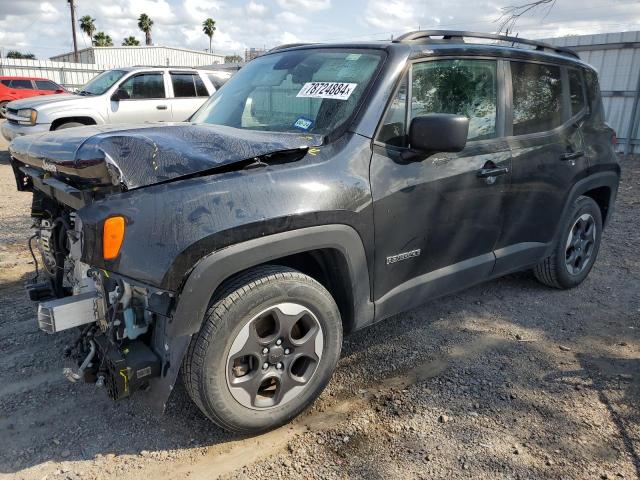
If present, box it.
[293,117,314,131]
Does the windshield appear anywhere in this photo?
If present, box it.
[80,69,127,95]
[191,49,384,136]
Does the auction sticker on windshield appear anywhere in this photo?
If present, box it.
[297,82,357,100]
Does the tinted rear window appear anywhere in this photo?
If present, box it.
[0,80,10,87]
[171,73,208,97]
[511,62,563,136]
[10,80,33,89]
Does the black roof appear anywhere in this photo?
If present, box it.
[267,30,586,67]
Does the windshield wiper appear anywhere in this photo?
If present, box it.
[77,90,94,96]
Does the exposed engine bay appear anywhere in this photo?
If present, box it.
[28,191,163,401]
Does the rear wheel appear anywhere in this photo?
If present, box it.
[182,265,342,434]
[534,196,602,289]
[0,101,9,119]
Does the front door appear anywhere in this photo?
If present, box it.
[109,72,172,124]
[371,58,511,320]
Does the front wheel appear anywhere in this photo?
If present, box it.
[534,195,603,289]
[182,265,342,434]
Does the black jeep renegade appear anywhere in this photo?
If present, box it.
[9,31,619,433]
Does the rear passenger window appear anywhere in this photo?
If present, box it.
[10,80,33,89]
[411,59,498,141]
[568,69,586,116]
[0,80,11,87]
[511,62,563,135]
[171,73,208,97]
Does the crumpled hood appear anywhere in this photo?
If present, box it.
[9,123,323,189]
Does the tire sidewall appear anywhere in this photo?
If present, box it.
[197,273,342,433]
[554,196,603,288]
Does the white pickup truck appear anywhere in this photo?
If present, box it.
[1,67,230,141]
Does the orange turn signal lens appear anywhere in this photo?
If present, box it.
[103,216,125,260]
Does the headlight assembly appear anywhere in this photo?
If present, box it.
[16,108,37,125]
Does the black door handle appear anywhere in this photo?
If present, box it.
[476,166,509,178]
[156,105,168,110]
[560,150,584,161]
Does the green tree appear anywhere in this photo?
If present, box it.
[202,18,216,53]
[6,50,35,59]
[224,54,243,63]
[79,15,96,45]
[93,32,113,47]
[138,13,153,46]
[122,36,140,46]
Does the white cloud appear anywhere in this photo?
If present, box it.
[275,0,331,11]
[246,1,269,16]
[277,11,308,25]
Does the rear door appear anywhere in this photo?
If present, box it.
[494,61,589,275]
[371,58,512,319]
[168,71,211,121]
[108,71,172,124]
[8,79,37,100]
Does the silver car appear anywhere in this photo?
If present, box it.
[1,67,224,141]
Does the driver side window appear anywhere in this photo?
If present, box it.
[377,59,498,146]
[119,73,165,100]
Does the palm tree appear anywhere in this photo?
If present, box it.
[122,36,140,46]
[93,32,113,47]
[79,15,96,45]
[202,18,216,53]
[138,13,153,46]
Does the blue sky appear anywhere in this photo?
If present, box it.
[1,0,640,59]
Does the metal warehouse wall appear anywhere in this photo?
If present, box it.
[0,57,110,90]
[543,31,640,154]
[51,46,224,68]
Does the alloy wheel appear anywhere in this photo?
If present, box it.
[565,213,596,275]
[226,302,324,409]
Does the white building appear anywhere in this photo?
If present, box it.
[50,45,224,67]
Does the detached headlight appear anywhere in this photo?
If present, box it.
[16,108,37,125]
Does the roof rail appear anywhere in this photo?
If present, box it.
[268,43,313,52]
[393,30,580,59]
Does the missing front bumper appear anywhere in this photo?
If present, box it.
[37,291,106,333]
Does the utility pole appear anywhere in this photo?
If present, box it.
[67,0,79,63]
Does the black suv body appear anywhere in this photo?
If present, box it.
[9,31,619,433]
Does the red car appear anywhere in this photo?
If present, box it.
[0,76,65,118]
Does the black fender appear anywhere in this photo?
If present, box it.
[546,170,619,256]
[149,224,375,411]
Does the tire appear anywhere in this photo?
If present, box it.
[0,101,9,119]
[54,121,85,130]
[534,195,602,289]
[182,265,342,434]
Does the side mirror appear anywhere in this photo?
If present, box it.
[408,114,469,154]
[111,89,129,101]
[55,89,65,94]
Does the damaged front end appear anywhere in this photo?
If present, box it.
[28,204,172,402]
[10,122,322,408]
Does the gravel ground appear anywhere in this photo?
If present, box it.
[0,121,638,480]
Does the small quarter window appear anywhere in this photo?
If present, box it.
[377,73,408,147]
[511,62,563,135]
[568,69,586,117]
